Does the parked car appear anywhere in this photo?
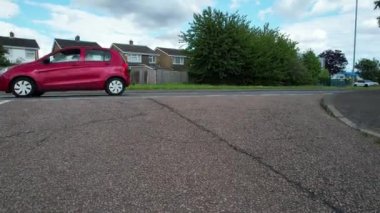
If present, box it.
[0,47,130,97]
[353,80,379,87]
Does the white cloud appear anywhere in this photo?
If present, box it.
[258,8,273,21]
[27,2,194,55]
[281,1,380,70]
[230,0,248,10]
[0,0,20,18]
[71,0,213,27]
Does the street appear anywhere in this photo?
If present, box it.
[0,91,379,212]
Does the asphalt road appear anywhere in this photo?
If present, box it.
[0,89,344,100]
[332,90,380,134]
[0,92,379,212]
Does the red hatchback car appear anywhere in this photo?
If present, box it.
[0,47,130,97]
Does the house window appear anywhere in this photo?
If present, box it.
[127,54,142,63]
[25,50,35,59]
[172,56,185,65]
[149,55,156,64]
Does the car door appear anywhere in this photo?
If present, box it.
[36,48,86,90]
[81,49,113,89]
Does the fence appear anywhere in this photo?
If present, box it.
[130,66,188,84]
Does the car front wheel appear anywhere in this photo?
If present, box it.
[11,78,36,97]
[105,78,125,96]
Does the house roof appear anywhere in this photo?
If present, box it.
[112,43,156,55]
[156,47,186,56]
[55,38,101,49]
[0,36,39,49]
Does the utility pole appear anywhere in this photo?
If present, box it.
[352,0,358,73]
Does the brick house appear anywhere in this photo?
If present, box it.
[0,32,39,64]
[155,47,187,71]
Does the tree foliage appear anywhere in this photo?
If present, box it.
[355,58,380,82]
[375,0,380,27]
[0,45,11,67]
[181,7,252,84]
[318,69,330,86]
[301,50,321,84]
[181,7,315,85]
[319,50,348,75]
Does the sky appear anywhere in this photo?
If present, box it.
[0,0,379,70]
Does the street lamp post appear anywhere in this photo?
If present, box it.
[352,0,358,73]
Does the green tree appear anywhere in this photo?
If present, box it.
[181,7,252,84]
[318,69,330,86]
[181,7,313,85]
[375,0,380,27]
[319,50,348,75]
[355,58,380,82]
[0,45,11,67]
[301,50,322,84]
[247,24,309,85]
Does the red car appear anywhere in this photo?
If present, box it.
[0,47,130,97]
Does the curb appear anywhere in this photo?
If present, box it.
[321,94,380,139]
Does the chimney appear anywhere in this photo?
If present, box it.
[75,35,80,41]
[10,31,14,38]
[129,40,133,45]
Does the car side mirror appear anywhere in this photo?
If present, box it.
[43,58,50,64]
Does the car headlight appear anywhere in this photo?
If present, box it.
[0,67,10,75]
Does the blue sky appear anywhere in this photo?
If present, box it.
[1,0,379,70]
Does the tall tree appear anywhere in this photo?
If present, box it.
[301,50,321,84]
[181,7,252,84]
[375,0,380,27]
[355,58,380,81]
[0,45,11,67]
[319,50,348,75]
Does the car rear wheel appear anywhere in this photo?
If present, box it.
[11,78,36,97]
[105,78,125,96]
[364,84,368,87]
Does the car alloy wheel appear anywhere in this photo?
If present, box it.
[106,78,125,95]
[12,78,35,97]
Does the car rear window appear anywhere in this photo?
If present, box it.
[85,50,111,62]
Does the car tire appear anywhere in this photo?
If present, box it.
[364,84,368,87]
[11,77,36,98]
[105,78,125,96]
[353,84,357,87]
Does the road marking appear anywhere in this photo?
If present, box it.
[0,100,11,105]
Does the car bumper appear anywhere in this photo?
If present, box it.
[0,75,10,92]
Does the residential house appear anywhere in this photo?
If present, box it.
[111,41,158,69]
[0,32,39,64]
[111,41,158,84]
[155,47,187,71]
[52,36,101,52]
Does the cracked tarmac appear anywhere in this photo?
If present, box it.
[0,94,379,212]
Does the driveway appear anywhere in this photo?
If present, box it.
[0,93,379,212]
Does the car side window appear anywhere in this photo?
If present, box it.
[85,50,111,62]
[50,49,81,63]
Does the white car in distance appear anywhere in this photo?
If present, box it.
[353,80,379,87]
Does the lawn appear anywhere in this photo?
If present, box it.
[128,83,380,91]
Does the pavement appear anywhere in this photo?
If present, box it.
[0,91,379,212]
[322,90,380,138]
